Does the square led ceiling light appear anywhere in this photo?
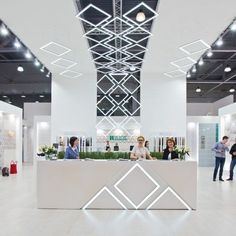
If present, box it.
[51,58,77,69]
[170,57,196,68]
[164,69,186,78]
[40,42,71,56]
[60,70,82,78]
[179,40,210,55]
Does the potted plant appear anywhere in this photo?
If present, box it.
[39,145,57,160]
[174,147,190,160]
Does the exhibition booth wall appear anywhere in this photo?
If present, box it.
[23,103,51,163]
[0,101,22,171]
[219,103,236,170]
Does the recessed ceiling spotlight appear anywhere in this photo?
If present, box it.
[14,39,21,49]
[192,65,196,73]
[25,51,32,59]
[115,95,120,98]
[21,95,26,98]
[224,65,231,72]
[230,22,236,31]
[207,50,213,57]
[130,66,136,71]
[34,60,40,67]
[136,9,146,22]
[39,95,45,98]
[2,95,7,98]
[35,101,39,103]
[187,72,191,78]
[196,87,201,93]
[40,66,45,72]
[46,72,50,78]
[229,88,235,93]
[17,65,24,72]
[216,37,223,46]
[8,101,12,104]
[198,58,204,66]
[0,24,9,36]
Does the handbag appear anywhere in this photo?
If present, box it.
[10,161,17,174]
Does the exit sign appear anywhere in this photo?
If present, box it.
[109,135,128,141]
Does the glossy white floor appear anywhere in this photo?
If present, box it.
[0,165,236,236]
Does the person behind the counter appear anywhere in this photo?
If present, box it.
[64,136,79,159]
[162,138,179,160]
[130,136,153,160]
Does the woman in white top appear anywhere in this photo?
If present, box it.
[130,136,153,160]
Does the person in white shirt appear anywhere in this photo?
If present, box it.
[130,136,153,160]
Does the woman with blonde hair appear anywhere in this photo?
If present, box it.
[130,136,153,160]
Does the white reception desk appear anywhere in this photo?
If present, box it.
[37,160,197,210]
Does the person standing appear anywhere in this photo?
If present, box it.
[64,136,79,159]
[227,139,236,181]
[162,138,179,160]
[212,136,229,182]
[105,141,111,152]
[131,136,153,160]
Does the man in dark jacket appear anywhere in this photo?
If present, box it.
[227,139,236,181]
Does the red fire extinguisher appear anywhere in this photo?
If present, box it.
[10,161,17,174]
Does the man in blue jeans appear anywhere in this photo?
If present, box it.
[212,136,229,182]
[227,139,236,181]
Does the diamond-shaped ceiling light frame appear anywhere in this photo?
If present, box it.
[84,27,112,44]
[97,96,116,116]
[123,27,152,44]
[122,96,141,116]
[97,74,116,94]
[76,3,111,27]
[104,36,132,51]
[121,117,142,130]
[89,43,114,57]
[124,43,146,56]
[122,75,140,94]
[114,163,160,209]
[109,73,128,84]
[101,17,134,36]
[108,85,129,105]
[123,2,158,27]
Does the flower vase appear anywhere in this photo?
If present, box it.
[179,154,185,161]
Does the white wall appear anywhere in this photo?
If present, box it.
[0,101,22,171]
[23,103,51,163]
[187,116,219,165]
[141,73,186,138]
[51,73,97,150]
[187,95,234,116]
[33,116,51,163]
[24,103,51,125]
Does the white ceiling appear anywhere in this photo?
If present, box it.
[0,0,236,78]
[143,0,236,74]
[0,0,96,77]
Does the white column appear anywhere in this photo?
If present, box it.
[140,73,186,138]
[51,73,97,150]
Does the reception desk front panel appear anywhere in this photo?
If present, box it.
[37,160,197,210]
